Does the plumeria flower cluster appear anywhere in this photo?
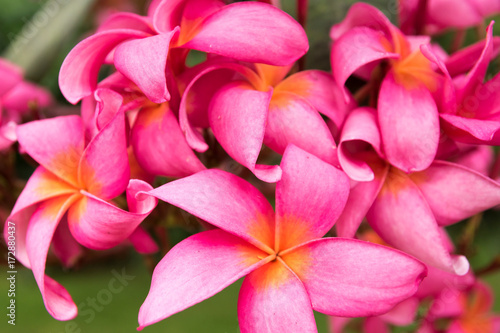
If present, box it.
[2,0,500,332]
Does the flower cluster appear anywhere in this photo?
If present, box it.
[2,0,500,332]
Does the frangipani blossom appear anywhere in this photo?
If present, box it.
[81,72,206,178]
[178,59,353,182]
[331,3,443,173]
[4,112,157,320]
[336,107,500,274]
[59,0,308,105]
[0,59,52,151]
[138,145,427,332]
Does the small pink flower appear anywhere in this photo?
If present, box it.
[138,145,427,332]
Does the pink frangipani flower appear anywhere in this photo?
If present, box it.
[336,107,500,274]
[4,112,157,320]
[331,3,443,173]
[59,0,308,105]
[137,145,427,332]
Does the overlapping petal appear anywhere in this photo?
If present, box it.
[138,229,270,329]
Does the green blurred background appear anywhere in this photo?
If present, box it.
[0,0,499,332]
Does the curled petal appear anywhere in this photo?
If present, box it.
[138,229,269,329]
[145,169,275,252]
[238,260,317,333]
[26,195,80,320]
[59,29,150,104]
[276,145,350,250]
[441,113,500,145]
[282,238,426,317]
[183,2,308,65]
[209,81,281,182]
[68,180,157,250]
[98,12,155,34]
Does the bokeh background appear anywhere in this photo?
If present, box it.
[0,0,499,332]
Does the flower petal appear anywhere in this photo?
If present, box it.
[138,229,269,329]
[97,12,155,34]
[183,2,308,65]
[209,81,281,182]
[378,71,439,172]
[2,81,52,113]
[238,260,317,333]
[275,145,350,251]
[127,227,159,254]
[338,107,383,182]
[331,27,399,99]
[26,195,80,320]
[78,110,129,200]
[51,216,83,268]
[282,238,426,317]
[275,70,355,128]
[440,113,500,144]
[16,116,84,187]
[67,180,157,250]
[366,168,467,274]
[145,169,275,252]
[411,161,500,226]
[114,31,178,104]
[264,92,338,165]
[131,104,206,178]
[59,29,150,104]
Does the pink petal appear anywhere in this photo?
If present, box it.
[151,0,187,33]
[446,36,500,77]
[379,297,420,325]
[131,104,206,178]
[336,157,389,238]
[238,260,317,333]
[378,71,440,172]
[366,169,468,274]
[138,229,269,329]
[0,58,23,96]
[78,110,129,200]
[183,2,308,65]
[281,238,427,317]
[331,27,399,99]
[329,3,394,40]
[276,70,355,128]
[338,107,383,182]
[412,160,500,226]
[145,169,275,252]
[179,61,258,152]
[427,0,486,28]
[264,92,338,165]
[275,145,350,250]
[209,81,282,182]
[114,31,178,104]
[59,29,150,104]
[363,318,389,333]
[93,88,124,132]
[67,180,157,250]
[26,195,80,320]
[97,12,155,34]
[440,113,500,144]
[16,116,84,187]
